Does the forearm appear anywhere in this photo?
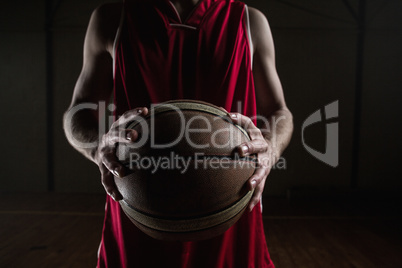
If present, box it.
[63,108,101,164]
[261,108,293,163]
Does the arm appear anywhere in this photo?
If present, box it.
[250,7,293,161]
[64,3,119,161]
[63,3,146,200]
[231,7,293,211]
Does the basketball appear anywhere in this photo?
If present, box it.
[115,100,256,241]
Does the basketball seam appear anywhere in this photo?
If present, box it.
[119,190,253,232]
[125,101,250,141]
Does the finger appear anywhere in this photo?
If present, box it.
[230,113,264,141]
[238,139,269,156]
[99,164,123,201]
[248,173,266,212]
[101,150,126,178]
[105,129,140,145]
[248,182,265,212]
[119,107,149,126]
[230,113,258,132]
[125,129,139,142]
[247,166,270,191]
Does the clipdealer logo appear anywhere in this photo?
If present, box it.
[302,101,339,167]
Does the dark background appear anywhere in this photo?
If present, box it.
[1,0,401,197]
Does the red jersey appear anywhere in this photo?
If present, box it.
[97,0,275,267]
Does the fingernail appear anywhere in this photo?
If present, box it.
[230,114,237,119]
[251,180,257,189]
[249,180,256,190]
[241,145,248,154]
[126,131,132,141]
[112,168,120,177]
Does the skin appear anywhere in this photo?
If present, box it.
[63,0,293,212]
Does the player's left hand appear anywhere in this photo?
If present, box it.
[230,113,273,212]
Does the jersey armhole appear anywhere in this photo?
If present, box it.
[113,6,125,79]
[243,4,254,70]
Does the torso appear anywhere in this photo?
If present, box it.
[97,2,274,267]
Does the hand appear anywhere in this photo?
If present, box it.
[229,113,273,212]
[95,107,149,201]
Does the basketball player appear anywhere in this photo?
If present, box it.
[64,0,293,267]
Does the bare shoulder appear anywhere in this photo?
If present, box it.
[88,2,123,55]
[246,6,274,55]
[247,7,268,25]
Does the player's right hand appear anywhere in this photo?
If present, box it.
[95,107,149,201]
